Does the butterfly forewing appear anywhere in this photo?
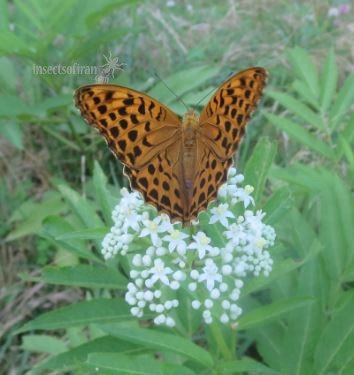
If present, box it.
[75,84,181,169]
[199,67,267,160]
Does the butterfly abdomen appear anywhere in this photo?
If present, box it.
[180,111,199,214]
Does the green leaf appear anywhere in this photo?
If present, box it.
[0,30,34,57]
[86,0,143,26]
[262,187,293,225]
[0,0,9,30]
[86,353,163,374]
[318,175,354,279]
[244,137,277,203]
[338,135,354,177]
[280,259,324,375]
[0,120,23,149]
[5,191,64,241]
[42,265,127,289]
[55,227,108,240]
[314,293,354,374]
[36,336,140,371]
[330,73,354,126]
[34,94,72,113]
[287,47,320,100]
[93,161,115,224]
[292,79,318,107]
[41,216,102,263]
[266,113,334,159]
[320,49,337,112]
[267,90,323,130]
[17,299,132,333]
[14,0,44,32]
[0,95,32,117]
[22,334,67,354]
[57,183,104,229]
[238,298,313,330]
[0,57,18,92]
[220,357,278,374]
[101,326,214,368]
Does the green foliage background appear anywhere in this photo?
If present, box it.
[1,1,354,374]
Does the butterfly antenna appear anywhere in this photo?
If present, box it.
[195,87,217,107]
[195,71,233,107]
[153,72,188,111]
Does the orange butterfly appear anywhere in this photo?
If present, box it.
[75,67,267,225]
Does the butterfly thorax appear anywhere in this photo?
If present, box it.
[180,110,199,207]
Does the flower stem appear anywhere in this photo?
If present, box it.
[209,321,233,360]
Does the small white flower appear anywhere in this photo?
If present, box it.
[192,300,201,309]
[156,304,165,313]
[163,229,189,255]
[199,259,222,291]
[170,280,180,290]
[189,232,214,259]
[154,314,166,325]
[222,264,232,275]
[210,288,221,299]
[144,291,154,301]
[149,258,172,285]
[140,217,167,246]
[220,313,230,324]
[209,203,235,227]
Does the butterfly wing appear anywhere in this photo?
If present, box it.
[75,84,187,222]
[198,67,268,160]
[187,68,267,221]
[75,84,182,169]
[185,147,233,222]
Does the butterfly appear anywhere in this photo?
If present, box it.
[75,67,267,226]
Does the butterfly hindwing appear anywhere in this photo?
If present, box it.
[124,140,186,222]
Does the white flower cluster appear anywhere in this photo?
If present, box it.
[101,168,276,327]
